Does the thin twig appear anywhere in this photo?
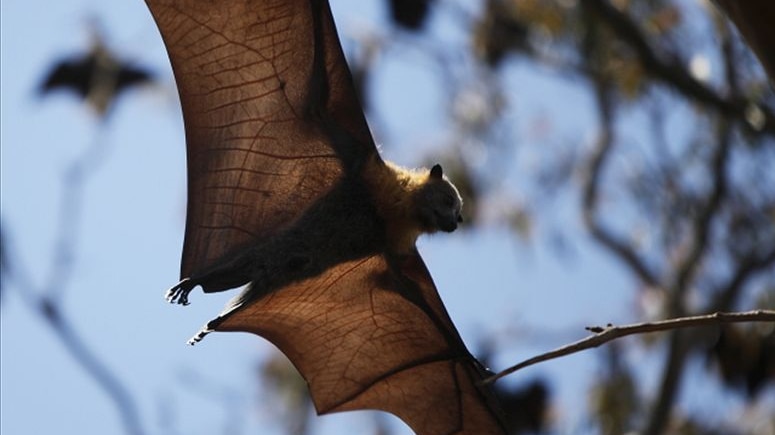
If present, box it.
[483,310,775,384]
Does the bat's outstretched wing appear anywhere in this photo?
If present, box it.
[218,252,506,434]
[146,0,507,432]
[147,0,376,289]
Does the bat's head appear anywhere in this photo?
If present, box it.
[416,164,464,233]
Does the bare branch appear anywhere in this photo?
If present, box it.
[484,310,775,384]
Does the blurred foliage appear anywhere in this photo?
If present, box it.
[707,323,775,398]
[387,0,434,30]
[495,380,550,434]
[589,344,639,435]
[259,353,313,435]
[473,0,531,67]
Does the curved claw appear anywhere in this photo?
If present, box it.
[165,278,195,305]
[187,325,213,345]
[185,303,239,345]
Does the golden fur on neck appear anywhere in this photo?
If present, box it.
[362,156,430,253]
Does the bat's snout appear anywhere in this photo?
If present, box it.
[440,218,458,233]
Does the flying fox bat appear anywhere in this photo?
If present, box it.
[145,0,506,432]
[39,36,153,114]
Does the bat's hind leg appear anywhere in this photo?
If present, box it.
[186,292,248,345]
[186,306,238,345]
[165,278,195,305]
[187,323,214,345]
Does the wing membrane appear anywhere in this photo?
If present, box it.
[146,0,375,282]
[217,253,506,434]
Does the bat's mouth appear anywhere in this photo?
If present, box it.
[437,213,459,233]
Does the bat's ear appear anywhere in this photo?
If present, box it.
[430,164,443,179]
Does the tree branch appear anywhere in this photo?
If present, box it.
[581,69,660,287]
[484,310,775,384]
[669,121,732,315]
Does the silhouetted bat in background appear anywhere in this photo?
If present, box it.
[145,0,506,433]
[40,37,153,114]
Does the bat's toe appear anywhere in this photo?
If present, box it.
[165,277,194,305]
[187,325,213,345]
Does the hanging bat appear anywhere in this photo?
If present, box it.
[145,0,506,433]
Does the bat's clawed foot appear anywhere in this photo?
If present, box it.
[165,278,195,305]
[187,323,214,345]
[186,314,230,345]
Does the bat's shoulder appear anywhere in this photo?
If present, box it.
[361,157,429,199]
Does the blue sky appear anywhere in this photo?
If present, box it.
[2,0,768,434]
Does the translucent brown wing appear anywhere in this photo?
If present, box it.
[146,0,376,286]
[217,252,507,434]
